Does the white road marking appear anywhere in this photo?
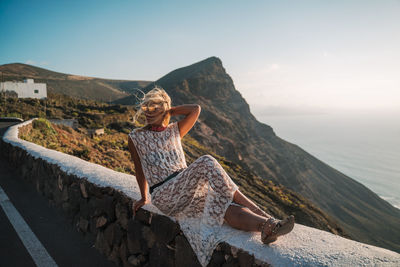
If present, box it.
[0,185,58,267]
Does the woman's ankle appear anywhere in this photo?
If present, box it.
[250,206,272,218]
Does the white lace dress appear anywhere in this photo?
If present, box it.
[128,121,239,267]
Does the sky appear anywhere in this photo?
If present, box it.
[1,0,399,114]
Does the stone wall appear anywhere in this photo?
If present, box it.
[0,120,268,267]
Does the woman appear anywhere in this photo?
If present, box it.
[127,86,295,266]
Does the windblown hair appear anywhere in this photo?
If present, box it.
[132,85,172,129]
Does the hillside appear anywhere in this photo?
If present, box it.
[4,119,400,267]
[2,60,399,253]
[0,63,152,102]
[3,94,347,237]
[115,57,400,253]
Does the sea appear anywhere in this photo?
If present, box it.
[255,110,400,210]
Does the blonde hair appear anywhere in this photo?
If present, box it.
[132,85,172,129]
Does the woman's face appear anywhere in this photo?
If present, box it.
[142,100,166,124]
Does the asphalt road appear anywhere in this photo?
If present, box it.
[0,121,116,267]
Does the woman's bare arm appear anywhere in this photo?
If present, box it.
[169,104,201,138]
[128,136,149,201]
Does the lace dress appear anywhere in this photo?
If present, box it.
[128,121,239,267]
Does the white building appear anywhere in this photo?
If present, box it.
[0,79,47,99]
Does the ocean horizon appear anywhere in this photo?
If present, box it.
[255,109,400,210]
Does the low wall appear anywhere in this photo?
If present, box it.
[0,119,266,267]
[3,119,400,267]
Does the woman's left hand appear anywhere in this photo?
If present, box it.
[132,197,150,216]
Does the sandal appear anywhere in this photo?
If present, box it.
[261,215,295,244]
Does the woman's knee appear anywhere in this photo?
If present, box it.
[199,154,217,163]
[225,204,247,218]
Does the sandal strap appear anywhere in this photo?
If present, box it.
[271,221,282,234]
[261,217,279,237]
[271,216,293,234]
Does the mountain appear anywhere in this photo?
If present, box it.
[2,59,399,252]
[0,62,349,237]
[0,63,152,102]
[115,56,400,253]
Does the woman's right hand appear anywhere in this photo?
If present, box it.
[132,197,150,216]
[166,107,175,117]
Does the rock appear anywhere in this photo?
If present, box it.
[150,214,180,244]
[127,219,148,255]
[80,182,88,198]
[61,188,69,202]
[116,202,129,230]
[115,191,131,205]
[50,163,59,177]
[89,217,98,235]
[254,258,273,267]
[101,186,115,196]
[36,177,43,193]
[62,202,79,218]
[231,246,238,258]
[104,223,123,247]
[149,242,174,267]
[174,235,201,267]
[96,216,108,228]
[58,174,63,191]
[237,249,255,267]
[68,182,82,209]
[108,244,121,266]
[119,239,129,265]
[79,198,91,219]
[78,217,89,232]
[219,242,232,254]
[222,254,239,267]
[87,197,101,216]
[135,208,152,225]
[128,255,141,266]
[98,195,115,221]
[127,237,142,255]
[104,223,116,247]
[142,225,155,249]
[95,231,111,256]
[137,254,146,263]
[20,163,29,179]
[208,250,225,267]
[87,183,103,198]
[63,173,74,187]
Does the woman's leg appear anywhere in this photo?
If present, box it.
[224,204,267,232]
[232,189,272,218]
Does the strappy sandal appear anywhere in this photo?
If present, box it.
[261,215,295,244]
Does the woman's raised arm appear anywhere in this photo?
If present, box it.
[168,104,201,138]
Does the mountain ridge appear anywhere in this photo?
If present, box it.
[1,60,399,253]
[0,63,153,102]
[118,56,400,252]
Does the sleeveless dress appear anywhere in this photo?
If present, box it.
[128,121,239,267]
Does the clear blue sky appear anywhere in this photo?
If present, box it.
[1,0,399,113]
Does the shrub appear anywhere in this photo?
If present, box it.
[72,146,90,160]
[32,118,57,135]
[5,112,22,118]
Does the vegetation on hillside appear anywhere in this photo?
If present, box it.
[0,91,136,129]
[5,93,348,237]
[3,61,399,253]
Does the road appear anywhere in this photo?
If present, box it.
[0,121,116,267]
